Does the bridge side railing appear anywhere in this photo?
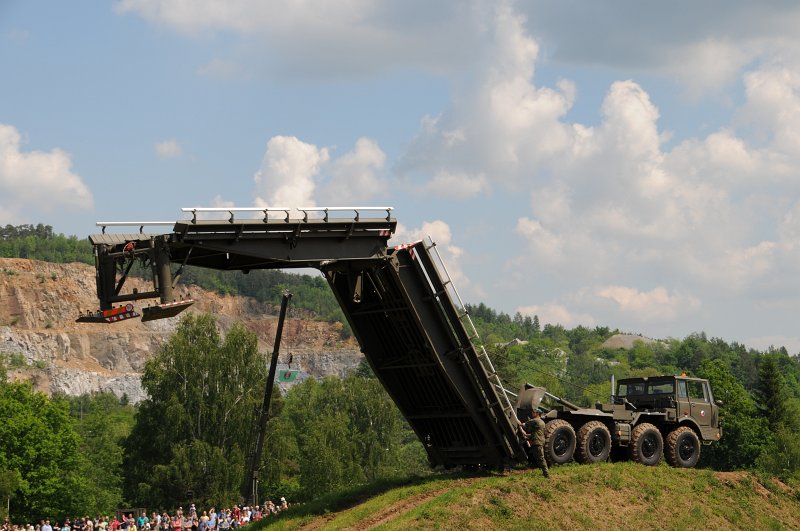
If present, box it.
[401,236,523,460]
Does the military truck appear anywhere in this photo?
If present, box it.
[517,375,722,468]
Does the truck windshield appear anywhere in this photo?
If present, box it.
[617,380,674,397]
[617,382,645,396]
[648,381,674,395]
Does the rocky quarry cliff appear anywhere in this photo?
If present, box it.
[0,258,362,403]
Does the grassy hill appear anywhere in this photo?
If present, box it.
[254,463,799,530]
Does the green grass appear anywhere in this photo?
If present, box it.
[255,463,800,530]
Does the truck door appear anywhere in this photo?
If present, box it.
[677,379,690,418]
[687,380,711,428]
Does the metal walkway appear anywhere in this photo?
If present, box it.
[86,207,527,468]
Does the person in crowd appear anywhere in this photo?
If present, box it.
[4,497,294,530]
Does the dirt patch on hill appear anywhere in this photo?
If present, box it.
[359,478,481,530]
[601,334,657,350]
[297,476,485,530]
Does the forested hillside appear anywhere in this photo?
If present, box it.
[1,224,800,522]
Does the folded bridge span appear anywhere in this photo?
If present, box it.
[87,207,527,468]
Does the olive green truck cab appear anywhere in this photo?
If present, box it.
[518,375,722,468]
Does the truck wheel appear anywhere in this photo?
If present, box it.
[629,423,663,466]
[576,421,611,464]
[544,419,576,465]
[666,426,701,468]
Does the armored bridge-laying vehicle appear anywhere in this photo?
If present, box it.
[78,206,720,471]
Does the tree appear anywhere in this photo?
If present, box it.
[123,313,270,507]
[66,393,135,515]
[0,382,90,522]
[259,416,300,502]
[697,360,771,470]
[274,374,426,500]
[756,354,791,430]
[756,427,800,482]
[673,333,710,373]
[0,468,20,521]
[628,340,657,369]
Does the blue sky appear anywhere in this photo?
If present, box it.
[3,1,800,353]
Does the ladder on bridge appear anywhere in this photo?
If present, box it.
[422,237,520,434]
[402,237,522,461]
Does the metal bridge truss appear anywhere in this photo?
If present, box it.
[83,207,527,468]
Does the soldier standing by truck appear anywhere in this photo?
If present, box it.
[522,410,549,478]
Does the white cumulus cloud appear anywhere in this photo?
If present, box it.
[211,195,235,208]
[320,138,386,204]
[400,3,576,187]
[420,171,489,199]
[517,303,596,329]
[115,0,485,77]
[155,139,182,158]
[253,136,329,209]
[252,135,394,213]
[0,124,93,221]
[595,286,701,323]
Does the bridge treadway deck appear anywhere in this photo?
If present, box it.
[326,241,526,468]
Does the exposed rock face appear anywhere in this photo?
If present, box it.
[0,258,362,402]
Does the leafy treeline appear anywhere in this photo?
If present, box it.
[0,224,94,265]
[260,366,427,502]
[472,305,800,482]
[0,224,347,328]
[0,378,135,523]
[3,306,800,521]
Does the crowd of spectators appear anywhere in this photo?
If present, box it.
[1,498,292,531]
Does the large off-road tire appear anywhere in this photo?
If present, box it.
[665,426,701,468]
[544,419,576,465]
[576,421,612,464]
[629,423,663,466]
